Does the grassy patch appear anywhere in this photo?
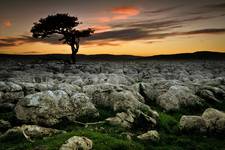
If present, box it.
[1,104,225,150]
[158,112,179,134]
[0,128,143,150]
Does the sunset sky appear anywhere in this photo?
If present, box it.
[0,0,225,56]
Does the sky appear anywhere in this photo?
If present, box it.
[0,0,225,56]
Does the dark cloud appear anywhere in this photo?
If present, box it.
[204,2,225,9]
[0,34,63,47]
[144,6,180,14]
[186,2,225,17]
[1,27,225,48]
[87,28,225,43]
[183,28,225,35]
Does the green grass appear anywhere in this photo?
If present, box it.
[1,120,225,150]
[0,127,143,150]
[1,103,225,150]
[158,112,179,134]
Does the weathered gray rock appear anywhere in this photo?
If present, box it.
[197,89,220,103]
[0,81,22,92]
[18,82,55,95]
[83,83,159,122]
[83,83,143,110]
[137,130,160,141]
[179,108,225,134]
[18,82,36,95]
[56,83,81,96]
[179,115,206,132]
[157,85,203,111]
[0,81,24,103]
[106,74,134,85]
[106,110,135,128]
[202,108,225,133]
[197,85,225,103]
[138,83,157,102]
[67,93,99,121]
[2,91,24,103]
[60,136,92,150]
[35,83,55,92]
[106,109,158,130]
[15,90,98,126]
[1,125,64,139]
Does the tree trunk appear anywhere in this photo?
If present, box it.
[71,44,78,64]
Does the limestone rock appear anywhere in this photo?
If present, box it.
[60,136,92,150]
[197,86,225,103]
[0,81,24,103]
[137,130,160,142]
[106,110,135,128]
[15,90,98,126]
[179,115,206,132]
[0,81,22,92]
[157,85,203,111]
[202,108,225,133]
[56,83,81,96]
[83,83,149,113]
[179,108,225,134]
[2,91,24,103]
[106,109,158,130]
[1,125,64,139]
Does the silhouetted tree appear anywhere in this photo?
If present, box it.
[31,13,94,63]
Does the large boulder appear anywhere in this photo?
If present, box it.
[179,115,206,132]
[15,90,98,126]
[83,83,145,111]
[179,108,225,134]
[197,86,225,103]
[60,136,92,150]
[138,80,184,101]
[156,85,203,111]
[202,108,225,133]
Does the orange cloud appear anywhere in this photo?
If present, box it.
[97,17,111,23]
[112,6,140,16]
[3,20,12,28]
[112,15,128,20]
[95,6,140,23]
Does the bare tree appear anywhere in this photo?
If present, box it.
[31,13,94,63]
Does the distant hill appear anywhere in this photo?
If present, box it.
[141,51,225,60]
[0,51,224,62]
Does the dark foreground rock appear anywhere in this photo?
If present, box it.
[180,108,225,134]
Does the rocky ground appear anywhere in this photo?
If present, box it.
[0,58,225,150]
